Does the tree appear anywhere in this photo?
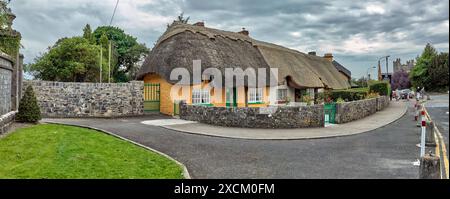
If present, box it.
[410,43,448,92]
[351,77,368,87]
[17,85,41,123]
[82,24,94,43]
[29,37,106,82]
[92,26,149,82]
[428,52,449,91]
[99,33,109,49]
[391,70,411,90]
[410,43,438,89]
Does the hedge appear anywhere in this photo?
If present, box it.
[330,89,368,101]
[369,82,390,96]
[316,88,369,102]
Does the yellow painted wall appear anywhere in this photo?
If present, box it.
[144,74,174,115]
[144,74,272,115]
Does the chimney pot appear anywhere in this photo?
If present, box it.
[194,21,205,27]
[324,53,333,62]
[238,28,249,36]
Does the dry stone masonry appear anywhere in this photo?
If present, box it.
[180,103,325,128]
[180,96,390,128]
[335,96,390,124]
[23,81,144,118]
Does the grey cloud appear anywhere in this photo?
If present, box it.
[8,0,449,78]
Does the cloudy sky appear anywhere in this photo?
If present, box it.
[9,0,449,78]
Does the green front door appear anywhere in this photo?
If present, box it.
[226,88,238,107]
[144,83,160,112]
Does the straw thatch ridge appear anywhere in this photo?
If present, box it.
[138,22,350,89]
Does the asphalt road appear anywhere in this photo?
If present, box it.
[45,102,422,179]
[426,94,449,152]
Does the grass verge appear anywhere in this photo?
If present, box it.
[0,124,184,179]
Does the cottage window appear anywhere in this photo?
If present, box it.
[248,88,263,103]
[192,89,210,105]
[277,89,288,101]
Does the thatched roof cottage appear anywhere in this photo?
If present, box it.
[137,22,350,115]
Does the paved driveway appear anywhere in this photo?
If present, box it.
[45,104,421,179]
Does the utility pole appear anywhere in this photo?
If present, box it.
[385,56,390,83]
[107,0,120,83]
[108,41,111,83]
[100,48,103,83]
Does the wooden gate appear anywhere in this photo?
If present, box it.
[144,83,160,112]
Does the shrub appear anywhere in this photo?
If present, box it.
[369,82,390,96]
[330,88,368,101]
[336,97,345,103]
[302,93,314,105]
[17,86,42,123]
[366,92,380,99]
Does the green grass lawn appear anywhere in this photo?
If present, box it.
[0,124,184,179]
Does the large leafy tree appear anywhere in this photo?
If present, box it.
[93,26,149,82]
[410,43,437,89]
[29,37,106,82]
[82,24,94,43]
[428,52,449,91]
[410,43,448,91]
[391,70,411,90]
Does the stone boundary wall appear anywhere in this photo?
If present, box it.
[180,96,390,128]
[23,81,144,118]
[335,96,390,124]
[0,111,16,134]
[0,53,14,134]
[180,102,324,128]
[0,53,13,116]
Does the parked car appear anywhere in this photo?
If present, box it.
[399,89,412,99]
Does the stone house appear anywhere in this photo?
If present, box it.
[137,22,350,115]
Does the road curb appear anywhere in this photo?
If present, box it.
[43,121,192,179]
[157,102,408,140]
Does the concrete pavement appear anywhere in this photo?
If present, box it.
[44,101,421,179]
[142,101,407,140]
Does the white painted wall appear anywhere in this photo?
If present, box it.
[268,81,295,105]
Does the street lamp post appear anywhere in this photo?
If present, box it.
[366,66,376,87]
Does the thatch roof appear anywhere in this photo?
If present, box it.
[332,60,351,79]
[137,22,350,89]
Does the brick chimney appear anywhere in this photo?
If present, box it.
[194,21,205,27]
[238,28,249,36]
[308,51,317,56]
[324,53,333,62]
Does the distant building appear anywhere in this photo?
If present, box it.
[393,58,415,73]
[381,73,393,84]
